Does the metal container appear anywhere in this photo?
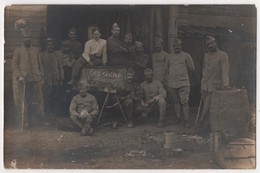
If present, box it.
[163,132,175,149]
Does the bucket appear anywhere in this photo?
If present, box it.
[163,132,175,149]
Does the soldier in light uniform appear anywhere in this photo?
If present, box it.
[70,83,99,136]
[198,35,229,132]
[152,37,169,86]
[141,68,167,127]
[166,38,195,128]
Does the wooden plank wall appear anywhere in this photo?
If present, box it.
[4,5,47,85]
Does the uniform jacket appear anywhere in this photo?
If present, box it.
[40,51,64,86]
[69,93,99,117]
[201,48,229,92]
[141,79,166,103]
[166,51,195,88]
[62,39,83,59]
[118,81,143,101]
[12,45,44,82]
[152,50,169,84]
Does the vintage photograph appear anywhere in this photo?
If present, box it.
[3,4,256,169]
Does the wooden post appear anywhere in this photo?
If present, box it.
[168,5,179,53]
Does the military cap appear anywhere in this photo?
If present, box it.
[46,38,53,42]
[69,27,77,34]
[135,41,143,47]
[144,68,153,75]
[125,32,133,39]
[155,37,163,44]
[127,68,135,75]
[173,38,182,45]
[205,35,216,44]
[112,22,119,29]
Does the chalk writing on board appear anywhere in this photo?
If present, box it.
[80,67,127,93]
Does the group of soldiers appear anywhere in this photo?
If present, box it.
[12,22,229,136]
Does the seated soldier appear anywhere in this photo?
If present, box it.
[69,83,99,136]
[117,69,143,128]
[140,68,167,127]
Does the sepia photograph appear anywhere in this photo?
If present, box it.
[2,2,257,170]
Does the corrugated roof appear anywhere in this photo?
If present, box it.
[178,25,255,41]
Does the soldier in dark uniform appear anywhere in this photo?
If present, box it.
[61,27,83,61]
[107,23,128,66]
[117,69,143,128]
[133,41,150,83]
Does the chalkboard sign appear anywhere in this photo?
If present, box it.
[79,67,127,93]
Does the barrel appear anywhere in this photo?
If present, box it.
[210,89,250,141]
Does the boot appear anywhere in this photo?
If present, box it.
[182,103,190,128]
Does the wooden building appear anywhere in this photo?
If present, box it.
[4,5,256,119]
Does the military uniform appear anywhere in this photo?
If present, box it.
[69,93,99,130]
[40,51,64,117]
[140,79,167,122]
[107,35,128,66]
[118,80,143,127]
[167,51,195,104]
[152,50,169,85]
[133,52,150,83]
[200,48,229,128]
[167,50,195,126]
[61,39,82,60]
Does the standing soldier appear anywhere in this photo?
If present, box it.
[107,23,128,66]
[121,32,136,67]
[152,37,169,86]
[133,41,150,83]
[61,27,83,61]
[198,35,229,132]
[40,38,64,119]
[12,31,45,128]
[166,38,195,128]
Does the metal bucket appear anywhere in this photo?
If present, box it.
[163,132,175,149]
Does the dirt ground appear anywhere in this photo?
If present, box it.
[3,106,224,169]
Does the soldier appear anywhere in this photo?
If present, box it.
[152,37,169,86]
[198,35,230,132]
[140,68,167,127]
[70,83,99,136]
[121,32,136,67]
[117,69,143,128]
[107,23,128,66]
[12,31,45,128]
[133,41,150,83]
[40,38,64,119]
[61,27,83,61]
[166,38,195,128]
